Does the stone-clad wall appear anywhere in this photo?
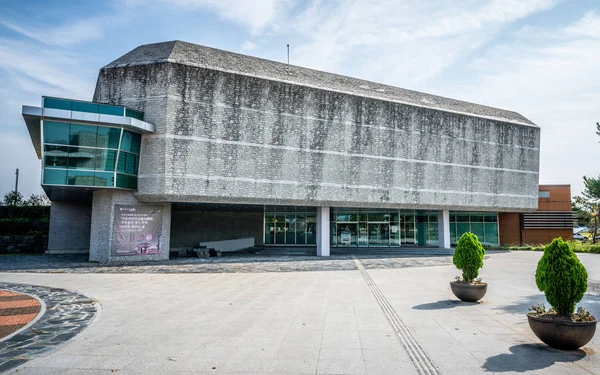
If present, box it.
[89,190,171,263]
[94,62,540,212]
[48,201,91,254]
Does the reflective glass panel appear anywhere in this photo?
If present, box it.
[97,127,121,149]
[99,104,124,116]
[43,97,71,110]
[306,215,316,244]
[120,131,141,154]
[470,222,485,240]
[43,169,67,185]
[296,215,306,245]
[95,150,117,171]
[70,124,97,147]
[67,170,96,186]
[337,223,358,247]
[72,101,99,113]
[286,215,296,245]
[44,145,68,168]
[117,152,138,174]
[43,121,70,144]
[116,174,136,189]
[264,213,275,245]
[390,222,400,246]
[125,109,144,121]
[67,147,96,170]
[94,172,114,187]
[275,215,285,244]
[358,222,369,246]
[484,223,499,245]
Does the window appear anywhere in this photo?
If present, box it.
[43,121,70,144]
[70,124,97,147]
[539,191,550,198]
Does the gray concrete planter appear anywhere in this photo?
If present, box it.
[450,281,487,302]
[528,314,597,350]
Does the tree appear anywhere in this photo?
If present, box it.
[3,190,24,206]
[24,194,50,207]
[572,200,591,227]
[575,175,600,244]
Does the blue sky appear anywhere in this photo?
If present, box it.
[1,0,599,199]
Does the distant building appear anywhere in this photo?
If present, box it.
[22,41,541,262]
[499,185,575,245]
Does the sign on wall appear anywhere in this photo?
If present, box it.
[112,205,163,256]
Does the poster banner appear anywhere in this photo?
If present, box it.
[112,205,163,256]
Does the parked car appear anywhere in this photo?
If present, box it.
[573,233,589,242]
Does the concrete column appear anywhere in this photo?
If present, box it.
[438,210,451,249]
[89,190,171,263]
[316,206,330,256]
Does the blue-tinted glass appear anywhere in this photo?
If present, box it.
[99,104,124,116]
[484,214,498,223]
[125,108,144,121]
[67,147,96,170]
[43,97,71,110]
[70,124,97,147]
[97,127,121,149]
[120,131,141,154]
[117,152,138,174]
[484,223,499,245]
[117,173,137,190]
[43,169,67,185]
[470,222,484,240]
[43,121,70,144]
[44,145,69,167]
[67,170,96,186]
[96,150,117,171]
[94,172,114,187]
[72,101,99,113]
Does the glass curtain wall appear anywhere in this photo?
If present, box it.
[264,206,317,246]
[263,207,499,247]
[42,120,141,189]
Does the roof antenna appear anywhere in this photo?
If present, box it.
[287,44,289,64]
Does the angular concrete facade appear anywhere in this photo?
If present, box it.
[94,41,539,212]
[24,40,541,261]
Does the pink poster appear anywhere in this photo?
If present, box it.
[112,205,163,256]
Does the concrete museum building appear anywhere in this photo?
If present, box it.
[22,41,543,262]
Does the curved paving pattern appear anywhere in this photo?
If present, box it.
[0,283,98,373]
[0,290,41,340]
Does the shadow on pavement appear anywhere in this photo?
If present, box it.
[482,343,586,373]
[411,300,473,310]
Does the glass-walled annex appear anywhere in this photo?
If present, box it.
[42,120,141,189]
[264,207,499,247]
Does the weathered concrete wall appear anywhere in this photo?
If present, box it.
[170,210,264,247]
[90,190,171,263]
[48,201,91,254]
[94,59,540,212]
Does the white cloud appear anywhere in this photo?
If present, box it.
[0,18,105,46]
[288,0,558,86]
[241,40,256,51]
[126,0,290,35]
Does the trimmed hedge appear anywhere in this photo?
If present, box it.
[0,206,49,236]
[453,232,485,282]
[535,238,588,316]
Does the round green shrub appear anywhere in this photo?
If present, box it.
[453,232,485,282]
[535,237,588,316]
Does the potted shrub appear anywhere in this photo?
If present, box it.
[528,237,596,350]
[450,232,487,302]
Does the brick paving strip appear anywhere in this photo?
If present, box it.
[353,256,444,375]
[0,283,98,373]
[0,290,42,341]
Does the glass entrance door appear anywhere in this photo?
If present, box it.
[337,223,358,247]
[368,223,389,246]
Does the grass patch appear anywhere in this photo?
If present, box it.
[486,241,600,254]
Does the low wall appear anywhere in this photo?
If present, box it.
[199,237,255,252]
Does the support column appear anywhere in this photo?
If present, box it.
[316,206,330,256]
[438,210,451,249]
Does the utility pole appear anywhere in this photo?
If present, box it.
[14,168,19,193]
[287,44,289,64]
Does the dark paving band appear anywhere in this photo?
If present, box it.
[0,282,98,373]
[353,256,443,375]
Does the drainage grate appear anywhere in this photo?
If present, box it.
[353,257,443,375]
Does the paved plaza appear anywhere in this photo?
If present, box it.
[1,251,600,374]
